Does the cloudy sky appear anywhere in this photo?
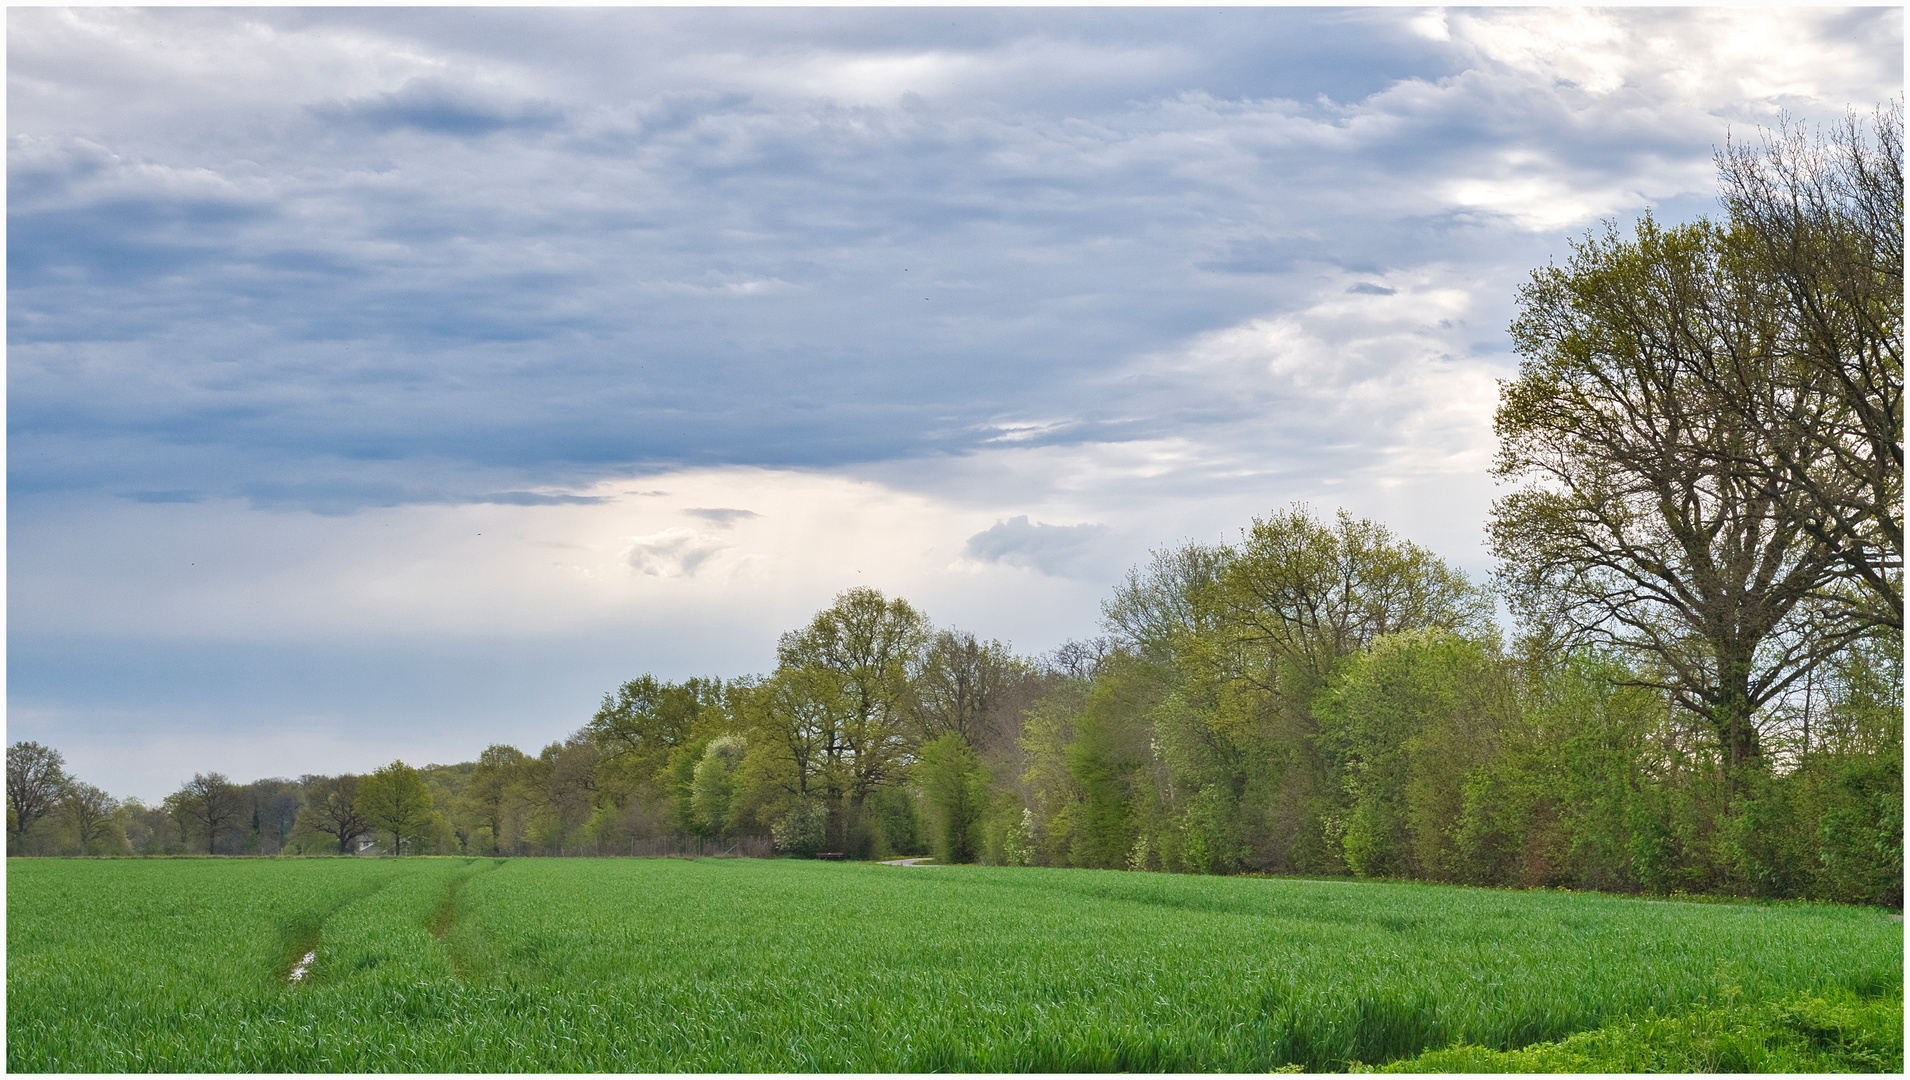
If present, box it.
[9,4,1901,800]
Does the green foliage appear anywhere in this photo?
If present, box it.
[1370,988,1903,1073]
[463,745,526,854]
[917,732,986,863]
[1063,664,1153,869]
[914,629,1030,743]
[992,806,1036,867]
[1222,506,1493,684]
[59,782,128,856]
[743,587,932,856]
[7,742,71,853]
[865,784,927,858]
[8,860,1900,1072]
[356,762,437,856]
[1315,631,1517,882]
[771,797,828,856]
[292,774,368,855]
[586,675,718,782]
[690,734,747,838]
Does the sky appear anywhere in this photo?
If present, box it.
[8,3,1903,801]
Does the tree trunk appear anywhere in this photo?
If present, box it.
[1713,653,1762,792]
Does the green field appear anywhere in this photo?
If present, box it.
[6,857,1901,1072]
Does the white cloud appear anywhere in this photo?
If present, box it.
[624,527,731,578]
[1447,7,1900,116]
[704,38,1181,107]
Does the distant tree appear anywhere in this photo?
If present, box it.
[118,797,180,855]
[415,762,475,853]
[357,761,436,856]
[765,796,823,856]
[7,741,71,850]
[1041,637,1117,682]
[1060,663,1156,870]
[172,772,243,855]
[916,732,986,863]
[690,735,747,838]
[1098,510,1490,877]
[1314,630,1520,882]
[775,588,929,854]
[464,746,526,854]
[62,782,122,854]
[236,778,303,855]
[1219,506,1493,687]
[734,666,846,846]
[913,629,1029,749]
[539,739,600,854]
[585,676,722,801]
[295,774,370,854]
[1103,541,1231,670]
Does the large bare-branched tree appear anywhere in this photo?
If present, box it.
[62,782,121,853]
[912,629,1030,748]
[1714,102,1903,632]
[295,773,370,854]
[1493,217,1861,779]
[172,772,243,854]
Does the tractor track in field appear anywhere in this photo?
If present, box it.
[281,875,400,986]
[282,861,504,987]
[428,859,506,979]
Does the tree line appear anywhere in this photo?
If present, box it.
[8,105,1900,905]
[5,748,457,859]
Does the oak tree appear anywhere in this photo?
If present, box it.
[357,761,437,855]
[1493,216,1856,778]
[6,741,70,848]
[295,774,370,854]
[172,772,243,854]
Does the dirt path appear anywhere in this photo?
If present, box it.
[878,857,936,866]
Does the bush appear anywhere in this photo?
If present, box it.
[771,798,827,856]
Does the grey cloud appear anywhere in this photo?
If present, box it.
[313,78,565,137]
[474,491,611,507]
[683,507,760,528]
[5,7,1897,518]
[1347,282,1396,295]
[965,516,1115,579]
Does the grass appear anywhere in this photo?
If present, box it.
[1366,989,1902,1073]
[6,857,1901,1072]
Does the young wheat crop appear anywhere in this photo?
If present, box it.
[6,857,1900,1071]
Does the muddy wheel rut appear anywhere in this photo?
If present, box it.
[280,864,501,987]
[428,861,503,979]
[280,876,399,986]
